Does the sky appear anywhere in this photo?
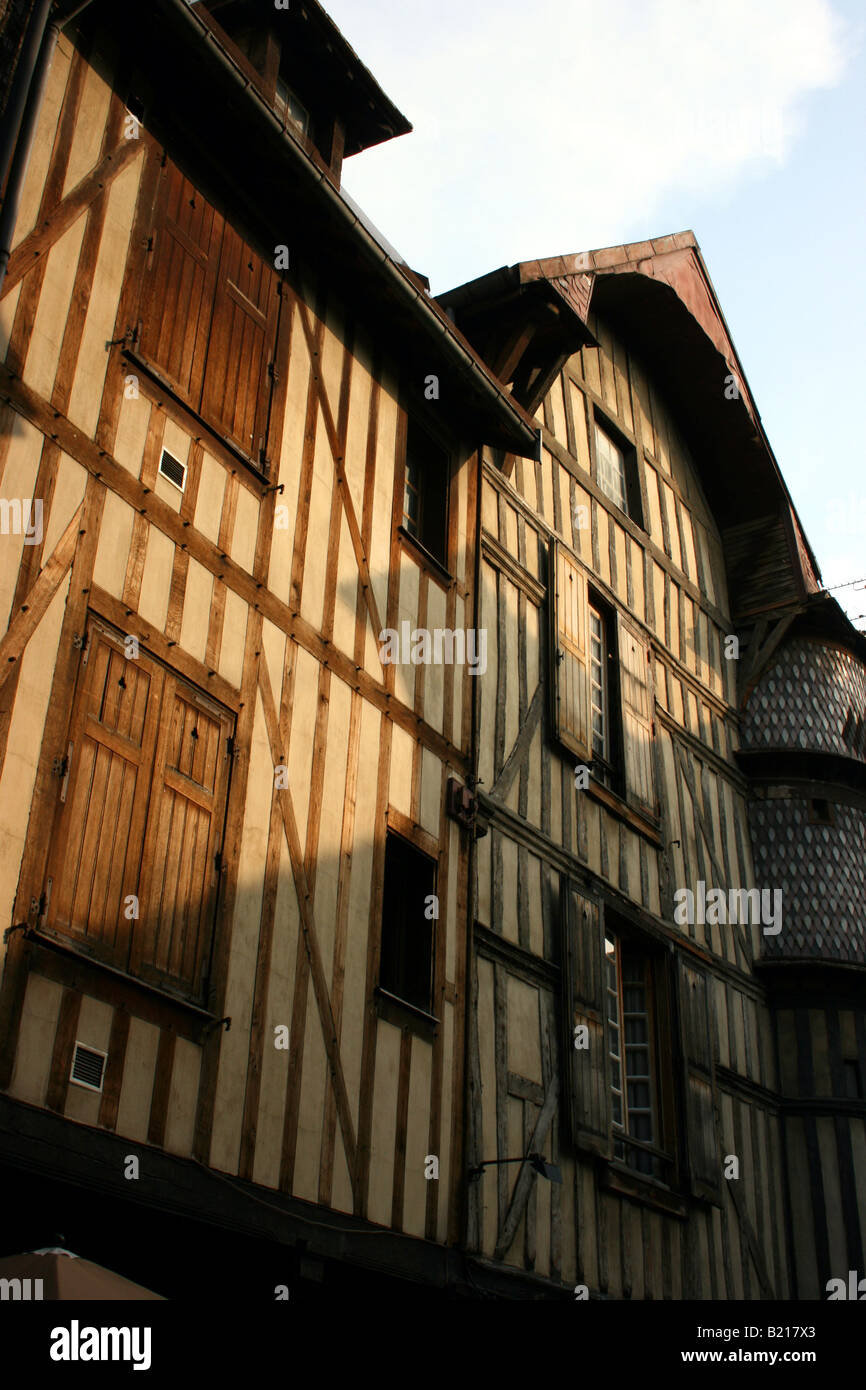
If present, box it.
[325,0,865,628]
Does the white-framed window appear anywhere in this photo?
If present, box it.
[589,604,607,764]
[605,933,658,1176]
[594,419,629,514]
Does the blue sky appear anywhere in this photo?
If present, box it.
[326,0,865,628]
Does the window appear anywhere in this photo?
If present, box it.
[589,606,608,778]
[379,831,436,1014]
[605,934,659,1177]
[563,880,723,1203]
[401,417,450,567]
[595,421,628,512]
[41,619,234,1004]
[592,414,643,525]
[139,160,281,466]
[550,543,656,816]
[275,77,311,137]
[809,797,835,826]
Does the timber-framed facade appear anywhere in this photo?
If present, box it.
[0,0,863,1303]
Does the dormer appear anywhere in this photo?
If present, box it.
[190,0,411,186]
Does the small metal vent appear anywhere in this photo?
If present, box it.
[158,448,187,492]
[70,1042,107,1093]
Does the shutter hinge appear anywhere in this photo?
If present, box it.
[214,850,227,875]
[71,633,85,650]
[52,753,68,780]
[267,360,279,383]
[105,324,138,352]
[226,736,236,759]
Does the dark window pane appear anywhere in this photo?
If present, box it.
[405,419,449,564]
[380,832,436,1012]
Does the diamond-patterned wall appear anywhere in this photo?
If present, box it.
[750,799,866,963]
[743,641,866,759]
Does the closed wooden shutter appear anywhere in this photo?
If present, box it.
[618,615,656,815]
[140,159,279,465]
[550,543,591,759]
[201,223,280,459]
[140,162,224,408]
[562,877,612,1158]
[132,679,233,1000]
[43,618,233,1004]
[44,625,164,967]
[677,956,721,1201]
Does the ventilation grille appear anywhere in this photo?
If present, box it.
[158,448,187,492]
[70,1043,107,1093]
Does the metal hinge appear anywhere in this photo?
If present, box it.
[226,736,236,759]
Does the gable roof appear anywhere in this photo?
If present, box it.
[440,233,827,622]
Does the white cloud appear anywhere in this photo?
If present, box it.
[329,0,850,290]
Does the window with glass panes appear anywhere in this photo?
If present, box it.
[605,934,659,1177]
[401,418,449,566]
[275,77,311,137]
[403,456,422,536]
[594,420,629,515]
[589,605,607,766]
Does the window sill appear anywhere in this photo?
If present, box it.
[587,775,662,845]
[122,350,271,487]
[373,986,438,1041]
[599,1159,688,1218]
[23,928,222,1040]
[396,526,453,588]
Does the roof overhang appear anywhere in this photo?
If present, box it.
[441,235,825,608]
[194,0,412,156]
[74,0,538,457]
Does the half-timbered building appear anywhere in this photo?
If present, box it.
[0,0,862,1301]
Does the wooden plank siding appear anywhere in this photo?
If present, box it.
[0,31,471,1248]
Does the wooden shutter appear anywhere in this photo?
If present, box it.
[140,162,224,407]
[562,878,612,1158]
[132,677,233,1001]
[44,624,164,968]
[618,615,656,814]
[200,223,280,460]
[550,543,591,759]
[677,956,721,1201]
[140,160,279,464]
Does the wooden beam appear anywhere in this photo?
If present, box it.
[257,658,360,1202]
[295,299,386,661]
[0,501,83,693]
[0,365,468,772]
[488,681,544,803]
[493,1073,558,1260]
[3,139,143,300]
[673,737,752,970]
[45,988,82,1114]
[726,1175,776,1298]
